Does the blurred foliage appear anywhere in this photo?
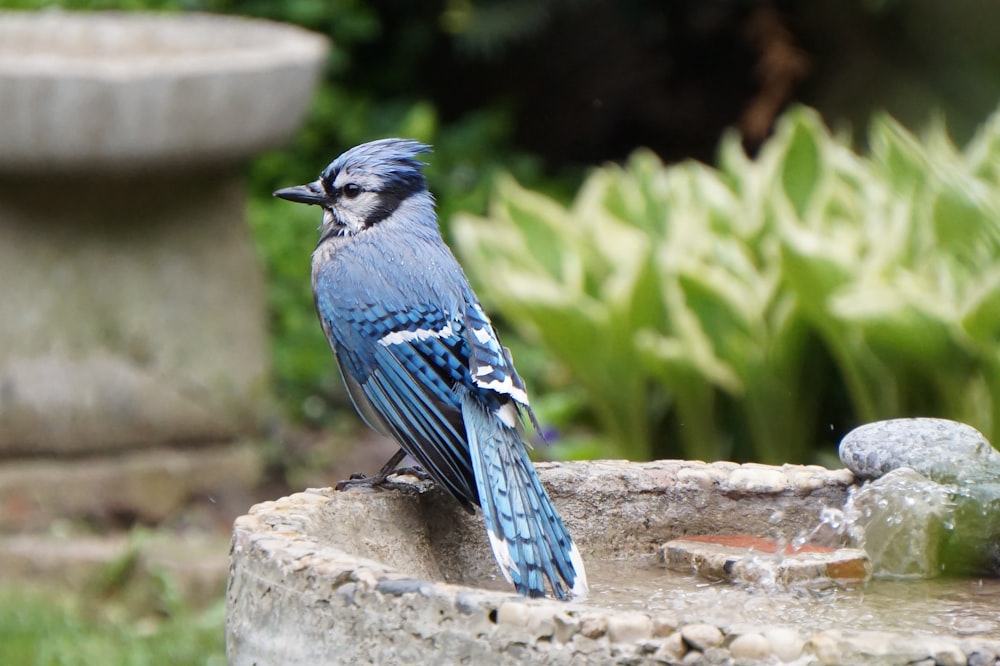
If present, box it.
[454,106,1000,462]
[0,589,222,666]
[8,0,1000,460]
[0,559,225,666]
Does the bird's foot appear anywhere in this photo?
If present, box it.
[334,465,431,493]
[389,466,433,482]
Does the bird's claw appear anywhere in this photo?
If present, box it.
[334,473,372,491]
[334,465,431,492]
[390,466,433,482]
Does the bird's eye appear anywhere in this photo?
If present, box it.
[342,183,362,199]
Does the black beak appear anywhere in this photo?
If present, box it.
[273,180,328,206]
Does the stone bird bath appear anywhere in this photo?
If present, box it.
[227,459,1000,664]
[0,11,326,527]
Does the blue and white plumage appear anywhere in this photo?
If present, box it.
[274,138,588,599]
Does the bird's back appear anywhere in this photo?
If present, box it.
[312,217,482,507]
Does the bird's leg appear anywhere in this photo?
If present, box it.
[335,448,431,492]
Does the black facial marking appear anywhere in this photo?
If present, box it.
[362,179,423,228]
[317,219,349,244]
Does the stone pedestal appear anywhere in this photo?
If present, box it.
[0,172,267,458]
[0,10,327,527]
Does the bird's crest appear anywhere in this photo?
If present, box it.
[321,138,431,194]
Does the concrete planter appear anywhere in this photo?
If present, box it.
[0,11,326,528]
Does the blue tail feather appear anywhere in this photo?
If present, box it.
[460,390,588,599]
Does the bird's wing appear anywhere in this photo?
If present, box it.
[463,302,541,433]
[325,301,480,509]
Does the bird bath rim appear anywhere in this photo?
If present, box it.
[0,10,328,171]
[0,11,326,78]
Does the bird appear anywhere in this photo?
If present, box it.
[273,138,588,600]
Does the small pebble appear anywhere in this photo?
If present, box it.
[579,614,608,639]
[968,648,999,666]
[805,631,841,666]
[927,639,970,666]
[704,646,734,664]
[681,623,724,651]
[552,611,579,643]
[680,649,704,665]
[522,606,556,638]
[652,614,679,637]
[729,632,771,660]
[496,601,528,627]
[762,627,804,662]
[654,632,688,662]
[606,612,652,644]
[727,467,787,493]
[677,467,715,490]
[497,600,558,637]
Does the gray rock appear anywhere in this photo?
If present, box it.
[840,418,1000,576]
[839,418,999,484]
[375,577,427,596]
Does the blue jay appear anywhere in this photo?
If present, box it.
[274,139,588,600]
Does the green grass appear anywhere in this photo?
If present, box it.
[0,584,226,666]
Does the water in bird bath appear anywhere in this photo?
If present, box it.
[450,470,1000,644]
[581,558,1000,640]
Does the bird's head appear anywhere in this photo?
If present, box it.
[274,138,432,238]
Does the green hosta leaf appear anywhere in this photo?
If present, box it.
[870,113,930,192]
[961,268,1000,344]
[675,269,758,380]
[931,187,999,265]
[779,109,825,219]
[641,280,743,395]
[587,216,651,306]
[829,279,962,365]
[777,214,857,310]
[964,106,1000,183]
[717,128,753,186]
[596,151,669,236]
[492,175,576,282]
